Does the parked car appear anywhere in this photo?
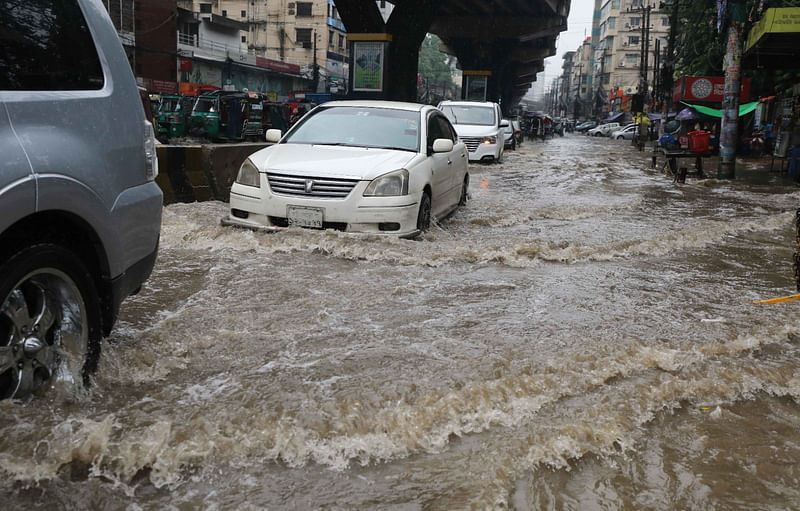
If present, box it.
[611,124,639,140]
[222,101,469,238]
[575,120,597,132]
[438,100,505,163]
[503,120,517,150]
[587,122,621,137]
[0,0,162,401]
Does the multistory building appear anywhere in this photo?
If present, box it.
[590,0,670,116]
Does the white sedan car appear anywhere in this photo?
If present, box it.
[222,100,469,238]
[611,124,639,140]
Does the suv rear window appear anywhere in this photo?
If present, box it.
[0,0,105,91]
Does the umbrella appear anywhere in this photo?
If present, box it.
[675,108,697,121]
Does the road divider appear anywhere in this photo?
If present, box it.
[156,143,270,204]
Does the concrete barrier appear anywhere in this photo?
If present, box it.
[156,142,270,204]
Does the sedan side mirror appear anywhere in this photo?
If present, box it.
[432,138,454,153]
[265,129,282,143]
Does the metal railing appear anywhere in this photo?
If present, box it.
[178,32,243,56]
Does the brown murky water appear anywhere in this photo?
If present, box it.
[4,135,800,509]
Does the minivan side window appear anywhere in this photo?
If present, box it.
[0,0,105,91]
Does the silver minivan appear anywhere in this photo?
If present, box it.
[0,0,162,401]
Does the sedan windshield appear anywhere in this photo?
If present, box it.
[284,106,420,152]
[440,105,495,126]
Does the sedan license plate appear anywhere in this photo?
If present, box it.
[287,206,323,228]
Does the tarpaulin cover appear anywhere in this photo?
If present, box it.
[681,101,759,118]
[676,108,697,121]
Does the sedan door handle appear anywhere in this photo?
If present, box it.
[447,159,452,165]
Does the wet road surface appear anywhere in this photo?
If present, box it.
[4,134,800,509]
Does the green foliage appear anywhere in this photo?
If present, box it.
[673,0,800,96]
[417,34,452,85]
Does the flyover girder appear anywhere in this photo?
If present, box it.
[333,0,570,109]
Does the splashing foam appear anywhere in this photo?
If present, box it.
[159,203,792,268]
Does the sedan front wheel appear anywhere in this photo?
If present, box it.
[416,192,432,232]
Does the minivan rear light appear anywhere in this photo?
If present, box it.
[144,120,159,181]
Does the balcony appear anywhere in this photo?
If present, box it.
[178,31,245,60]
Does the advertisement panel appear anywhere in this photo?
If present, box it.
[673,76,751,103]
[353,42,385,91]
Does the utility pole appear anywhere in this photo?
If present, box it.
[718,0,747,179]
[574,64,583,121]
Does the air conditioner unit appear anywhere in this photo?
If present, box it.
[625,87,635,94]
[619,61,625,67]
[625,23,630,28]
[288,8,295,14]
[288,2,295,7]
[623,42,628,45]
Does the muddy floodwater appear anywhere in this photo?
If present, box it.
[5,135,800,509]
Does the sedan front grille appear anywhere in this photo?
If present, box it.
[267,172,358,199]
[460,136,484,152]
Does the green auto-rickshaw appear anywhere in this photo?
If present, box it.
[188,92,222,138]
[155,94,194,141]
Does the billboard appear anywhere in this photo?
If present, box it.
[673,76,751,103]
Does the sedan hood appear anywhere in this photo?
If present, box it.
[248,143,419,180]
[452,124,499,137]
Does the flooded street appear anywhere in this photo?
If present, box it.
[5,134,800,509]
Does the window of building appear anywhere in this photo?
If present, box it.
[241,10,246,17]
[625,53,638,64]
[0,0,104,90]
[329,31,334,45]
[200,3,212,13]
[296,2,312,17]
[221,10,227,16]
[296,28,312,46]
[630,0,643,7]
[608,17,615,29]
[339,34,345,48]
[381,0,386,7]
[662,16,670,26]
[628,36,639,45]
[630,17,641,26]
[611,0,620,8]
[241,35,246,43]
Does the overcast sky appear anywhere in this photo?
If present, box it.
[527,0,596,100]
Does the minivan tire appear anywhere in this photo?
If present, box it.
[0,243,102,401]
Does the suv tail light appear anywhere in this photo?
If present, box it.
[144,120,159,181]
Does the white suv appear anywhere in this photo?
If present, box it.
[438,101,506,163]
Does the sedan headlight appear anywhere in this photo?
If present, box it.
[235,159,261,188]
[363,169,409,197]
[482,136,497,145]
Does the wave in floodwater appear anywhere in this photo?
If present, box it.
[3,321,800,495]
[160,202,792,266]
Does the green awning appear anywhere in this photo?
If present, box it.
[680,101,759,118]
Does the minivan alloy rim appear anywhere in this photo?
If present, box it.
[0,269,88,400]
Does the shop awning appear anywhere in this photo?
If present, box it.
[743,8,800,69]
[680,101,760,118]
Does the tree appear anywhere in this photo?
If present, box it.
[417,34,455,103]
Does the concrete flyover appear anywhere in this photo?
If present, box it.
[334,0,570,112]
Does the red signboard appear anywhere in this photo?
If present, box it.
[151,79,178,94]
[673,76,751,103]
[256,56,301,75]
[180,58,193,72]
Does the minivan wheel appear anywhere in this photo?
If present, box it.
[0,244,101,401]
[459,174,470,206]
[417,192,432,232]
